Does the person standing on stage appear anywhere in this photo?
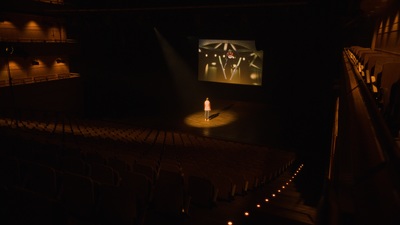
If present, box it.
[204,97,211,121]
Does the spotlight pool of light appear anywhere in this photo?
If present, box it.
[184,110,238,128]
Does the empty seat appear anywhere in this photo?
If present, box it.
[30,143,61,168]
[187,175,216,208]
[382,77,400,136]
[83,151,107,165]
[107,156,131,172]
[96,184,138,225]
[380,62,400,111]
[59,155,88,176]
[58,171,98,224]
[118,170,153,217]
[159,159,182,174]
[151,169,187,217]
[0,156,21,187]
[88,162,118,185]
[208,171,235,202]
[131,159,159,184]
[226,168,249,196]
[20,159,59,199]
[2,185,63,225]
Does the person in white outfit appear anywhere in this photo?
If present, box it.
[204,97,211,121]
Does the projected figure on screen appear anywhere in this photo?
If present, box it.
[226,49,235,59]
[219,49,242,80]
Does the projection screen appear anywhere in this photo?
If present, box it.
[198,39,263,86]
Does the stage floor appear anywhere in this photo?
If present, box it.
[119,98,294,150]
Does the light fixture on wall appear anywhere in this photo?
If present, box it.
[31,60,39,65]
[56,58,65,63]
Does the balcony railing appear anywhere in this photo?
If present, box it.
[0,73,79,87]
[0,37,77,43]
[34,0,64,5]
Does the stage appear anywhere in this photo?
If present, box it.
[117,99,295,150]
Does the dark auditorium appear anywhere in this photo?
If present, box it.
[1,1,400,225]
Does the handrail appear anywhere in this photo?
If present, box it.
[325,49,400,225]
[0,38,78,43]
[34,0,64,5]
[344,48,400,162]
[0,73,80,87]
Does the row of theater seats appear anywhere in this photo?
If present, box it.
[345,46,400,137]
[0,115,296,225]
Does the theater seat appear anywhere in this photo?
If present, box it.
[151,169,187,217]
[20,159,59,199]
[58,171,98,224]
[96,184,138,225]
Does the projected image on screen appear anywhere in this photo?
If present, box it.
[198,39,263,86]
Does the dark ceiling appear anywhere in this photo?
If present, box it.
[0,1,391,13]
[1,0,397,22]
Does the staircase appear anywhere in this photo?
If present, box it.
[243,163,319,225]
